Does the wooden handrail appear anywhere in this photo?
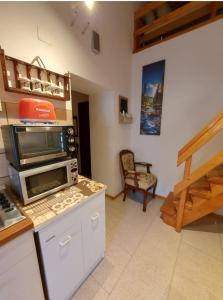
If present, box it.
[177,112,223,166]
[174,148,223,195]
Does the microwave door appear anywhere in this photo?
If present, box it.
[21,163,69,204]
[16,127,67,165]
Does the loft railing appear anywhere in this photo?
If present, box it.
[133,2,223,53]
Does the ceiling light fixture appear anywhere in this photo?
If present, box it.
[85,0,94,10]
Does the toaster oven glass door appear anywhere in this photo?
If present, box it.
[16,127,67,165]
[25,166,68,198]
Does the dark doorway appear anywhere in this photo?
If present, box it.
[78,101,92,178]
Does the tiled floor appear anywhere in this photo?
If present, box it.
[71,193,223,300]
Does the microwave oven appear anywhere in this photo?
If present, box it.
[9,158,78,205]
[2,124,76,169]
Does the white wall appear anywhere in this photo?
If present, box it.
[0,2,133,195]
[90,91,115,195]
[0,2,133,98]
[131,19,223,197]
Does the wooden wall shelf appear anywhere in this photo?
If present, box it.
[134,1,223,53]
[0,49,70,101]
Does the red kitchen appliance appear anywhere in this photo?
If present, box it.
[19,98,56,123]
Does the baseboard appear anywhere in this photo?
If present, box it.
[106,191,166,201]
[106,191,123,199]
[149,193,166,201]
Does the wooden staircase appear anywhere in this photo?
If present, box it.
[160,112,223,232]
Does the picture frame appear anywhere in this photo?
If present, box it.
[119,95,133,124]
[73,116,78,137]
[140,59,166,135]
[119,95,128,114]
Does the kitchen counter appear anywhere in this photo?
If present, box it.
[0,176,105,245]
[19,176,106,231]
[0,189,33,246]
[0,213,33,246]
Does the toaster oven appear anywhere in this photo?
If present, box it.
[2,124,76,169]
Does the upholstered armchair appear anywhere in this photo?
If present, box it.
[120,150,157,212]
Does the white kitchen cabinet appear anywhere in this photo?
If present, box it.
[82,193,105,273]
[0,230,44,300]
[39,213,84,300]
[37,191,105,300]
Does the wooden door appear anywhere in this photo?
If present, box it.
[78,102,92,178]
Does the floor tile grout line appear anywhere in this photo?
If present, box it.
[182,238,223,263]
[166,232,183,300]
[106,202,161,257]
[105,207,160,298]
[90,273,110,296]
[99,198,163,298]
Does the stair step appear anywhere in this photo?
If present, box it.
[207,176,223,185]
[190,196,208,209]
[161,213,176,228]
[207,168,223,178]
[173,198,193,210]
[160,192,176,216]
[183,194,223,226]
[188,187,211,199]
[190,177,210,189]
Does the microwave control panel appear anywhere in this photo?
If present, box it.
[70,159,78,184]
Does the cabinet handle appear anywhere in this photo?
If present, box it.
[59,235,72,247]
[91,213,100,222]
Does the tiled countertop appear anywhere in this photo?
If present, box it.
[20,176,106,231]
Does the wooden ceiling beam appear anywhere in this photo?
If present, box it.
[134,1,210,37]
[134,1,165,20]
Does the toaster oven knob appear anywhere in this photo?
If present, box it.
[67,128,74,135]
[69,146,75,152]
[68,137,74,143]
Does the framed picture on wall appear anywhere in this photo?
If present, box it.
[140,59,166,135]
[73,116,78,137]
[119,96,128,114]
[119,95,133,124]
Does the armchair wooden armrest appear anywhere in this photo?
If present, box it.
[134,162,152,173]
[125,170,142,187]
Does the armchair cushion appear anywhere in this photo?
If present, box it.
[125,171,157,190]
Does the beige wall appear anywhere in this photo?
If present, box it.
[130,19,223,198]
[0,2,133,195]
[90,91,116,195]
[72,90,89,117]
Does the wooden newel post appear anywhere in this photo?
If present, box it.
[176,156,192,232]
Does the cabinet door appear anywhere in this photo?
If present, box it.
[82,193,105,273]
[40,222,84,300]
[0,252,44,300]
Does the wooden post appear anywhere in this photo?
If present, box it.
[211,2,217,18]
[13,61,20,88]
[176,156,192,232]
[133,15,138,52]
